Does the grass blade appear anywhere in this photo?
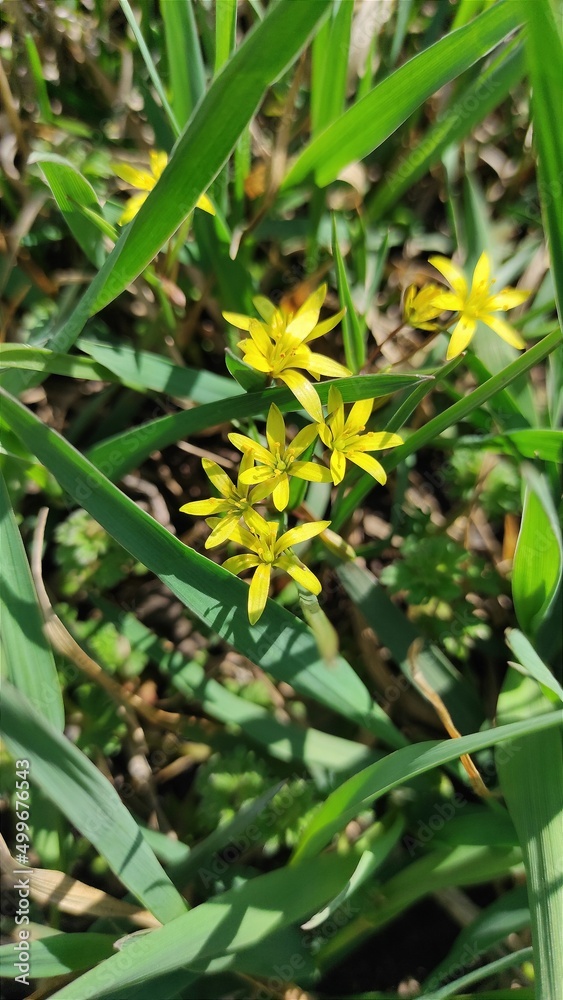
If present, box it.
[215,0,237,74]
[311,0,353,135]
[512,466,562,636]
[283,2,522,189]
[331,214,366,373]
[162,0,205,129]
[1,683,187,923]
[0,471,64,730]
[1,387,405,745]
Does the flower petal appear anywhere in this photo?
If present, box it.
[275,555,321,595]
[277,520,331,552]
[223,311,252,331]
[290,461,333,483]
[305,308,346,342]
[291,422,319,456]
[429,291,462,311]
[429,256,468,297]
[277,370,323,422]
[248,563,272,624]
[272,475,290,511]
[243,504,273,531]
[348,451,387,484]
[228,433,273,467]
[227,519,266,552]
[487,288,530,311]
[330,449,347,485]
[295,283,327,318]
[118,192,148,225]
[196,193,215,215]
[307,353,352,378]
[202,458,235,498]
[317,421,333,448]
[472,251,491,294]
[249,318,273,356]
[179,497,229,516]
[239,466,279,484]
[149,151,168,180]
[205,512,242,548]
[238,342,272,373]
[266,403,286,451]
[223,553,260,576]
[446,316,477,359]
[253,295,278,323]
[352,431,404,452]
[346,397,373,434]
[248,480,277,504]
[484,314,526,350]
[113,164,155,190]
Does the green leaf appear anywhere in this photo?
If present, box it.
[522,0,563,320]
[419,947,533,1000]
[283,2,522,188]
[457,428,563,463]
[311,0,353,135]
[30,153,106,265]
[224,348,269,392]
[0,470,64,730]
[512,466,562,635]
[291,709,562,862]
[1,387,404,746]
[162,0,205,128]
[0,933,116,978]
[50,854,357,999]
[496,671,563,1000]
[331,329,562,531]
[506,628,563,703]
[1,682,187,923]
[331,214,365,373]
[86,373,428,482]
[0,345,117,383]
[215,0,237,74]
[47,0,332,358]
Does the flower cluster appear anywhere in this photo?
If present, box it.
[403,252,530,359]
[181,288,403,624]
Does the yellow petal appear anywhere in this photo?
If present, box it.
[290,461,333,483]
[275,555,321,595]
[205,512,242,548]
[307,353,352,379]
[346,397,373,434]
[239,466,278,484]
[291,422,319,456]
[227,519,265,552]
[272,475,290,511]
[286,299,323,341]
[277,519,330,553]
[238,342,272,373]
[113,164,155,190]
[305,308,346,343]
[118,192,148,225]
[295,283,327,318]
[223,311,253,331]
[248,563,272,624]
[252,295,277,323]
[446,316,477,359]
[149,150,168,180]
[429,256,468,298]
[471,251,491,294]
[196,193,215,215]
[348,451,387,484]
[179,498,228,515]
[327,384,343,414]
[266,403,286,451]
[487,288,530,311]
[277,370,323,422]
[243,504,273,531]
[484,314,526,350]
[223,553,260,576]
[330,449,346,485]
[229,433,273,467]
[430,291,462,311]
[249,318,273,356]
[352,431,404,452]
[202,458,235,499]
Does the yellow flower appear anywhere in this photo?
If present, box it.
[429,252,530,359]
[318,386,404,485]
[224,283,345,345]
[221,513,330,625]
[229,403,333,511]
[223,284,349,422]
[403,283,445,331]
[179,454,268,548]
[114,150,215,225]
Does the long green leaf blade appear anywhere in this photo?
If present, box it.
[283,2,522,189]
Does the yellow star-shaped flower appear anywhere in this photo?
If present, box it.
[221,513,330,624]
[179,453,268,548]
[318,386,404,485]
[403,283,445,331]
[223,284,349,422]
[229,403,333,511]
[428,252,530,359]
[114,150,215,225]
